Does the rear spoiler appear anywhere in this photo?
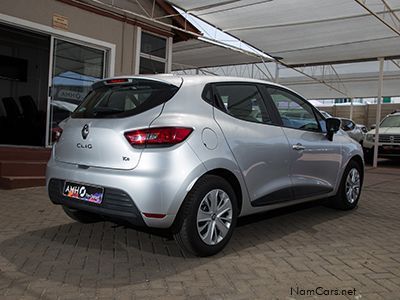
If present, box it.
[92,76,183,90]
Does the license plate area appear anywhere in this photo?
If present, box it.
[63,181,104,204]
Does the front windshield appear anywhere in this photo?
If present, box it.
[380,115,400,127]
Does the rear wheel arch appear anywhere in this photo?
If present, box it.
[204,168,243,214]
[172,168,243,233]
[173,174,238,256]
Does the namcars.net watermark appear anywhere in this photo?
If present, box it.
[290,286,357,297]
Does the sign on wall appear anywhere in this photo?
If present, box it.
[52,14,69,31]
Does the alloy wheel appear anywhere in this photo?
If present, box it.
[345,168,361,204]
[196,189,233,245]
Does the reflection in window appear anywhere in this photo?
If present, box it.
[139,32,167,74]
[52,39,105,106]
[215,85,272,124]
[139,57,165,74]
[50,39,106,145]
[141,32,166,58]
[268,87,320,131]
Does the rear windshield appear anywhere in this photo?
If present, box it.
[71,79,179,119]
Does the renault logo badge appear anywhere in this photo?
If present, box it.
[390,136,395,143]
[82,124,89,140]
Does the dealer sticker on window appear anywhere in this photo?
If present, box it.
[63,181,104,204]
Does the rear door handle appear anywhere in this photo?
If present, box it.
[292,143,305,151]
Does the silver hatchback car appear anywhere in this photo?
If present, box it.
[46,75,364,256]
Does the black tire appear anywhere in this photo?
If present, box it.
[329,160,363,210]
[62,206,103,223]
[363,147,373,165]
[173,175,238,257]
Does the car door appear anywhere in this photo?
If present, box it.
[212,82,293,206]
[263,85,342,200]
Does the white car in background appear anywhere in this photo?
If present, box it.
[363,111,400,162]
[320,111,367,144]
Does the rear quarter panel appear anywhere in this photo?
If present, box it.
[150,78,252,216]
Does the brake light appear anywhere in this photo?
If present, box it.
[52,126,63,142]
[105,78,130,84]
[124,127,193,147]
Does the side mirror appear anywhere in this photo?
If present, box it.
[326,118,341,141]
[370,124,376,130]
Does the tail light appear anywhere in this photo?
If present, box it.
[124,127,193,147]
[52,126,63,142]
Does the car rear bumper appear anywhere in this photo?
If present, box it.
[48,178,146,227]
[46,142,207,228]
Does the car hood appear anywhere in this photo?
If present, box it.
[366,127,400,135]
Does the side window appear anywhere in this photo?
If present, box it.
[267,87,320,132]
[214,84,272,124]
[201,84,213,105]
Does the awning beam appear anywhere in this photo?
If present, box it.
[354,0,400,36]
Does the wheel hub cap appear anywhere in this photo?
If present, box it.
[196,189,233,246]
[345,168,361,204]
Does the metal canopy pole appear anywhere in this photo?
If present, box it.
[373,58,384,168]
[350,98,354,119]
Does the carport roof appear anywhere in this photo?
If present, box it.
[168,0,400,67]
[172,38,265,70]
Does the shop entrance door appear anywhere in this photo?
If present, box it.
[0,24,50,146]
[47,38,107,146]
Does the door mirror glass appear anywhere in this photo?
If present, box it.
[326,118,341,141]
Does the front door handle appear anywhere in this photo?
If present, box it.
[292,143,305,151]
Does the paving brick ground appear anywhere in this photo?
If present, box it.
[1,162,400,299]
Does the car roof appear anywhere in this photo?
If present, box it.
[99,74,308,101]
[101,74,280,85]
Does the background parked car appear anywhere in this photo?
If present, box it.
[363,111,400,162]
[319,111,366,144]
[340,118,366,144]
